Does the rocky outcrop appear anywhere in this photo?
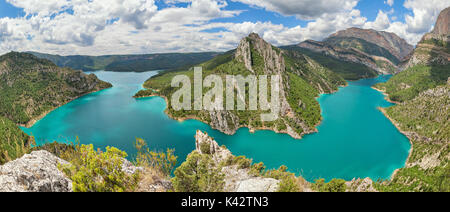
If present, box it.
[403,7,450,69]
[195,130,280,192]
[346,178,377,192]
[0,151,72,192]
[432,7,450,36]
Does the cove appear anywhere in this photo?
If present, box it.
[21,71,411,182]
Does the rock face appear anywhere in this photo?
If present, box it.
[346,178,377,192]
[328,27,414,60]
[298,39,389,73]
[0,151,72,192]
[297,27,414,74]
[195,130,280,192]
[432,7,450,35]
[403,7,450,69]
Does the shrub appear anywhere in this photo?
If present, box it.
[172,152,225,192]
[60,144,139,192]
[199,141,211,154]
[312,179,347,192]
[134,138,177,176]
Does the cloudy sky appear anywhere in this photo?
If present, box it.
[0,0,449,56]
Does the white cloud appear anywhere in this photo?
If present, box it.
[232,0,359,20]
[384,0,394,7]
[364,10,390,30]
[361,0,450,45]
[0,0,449,55]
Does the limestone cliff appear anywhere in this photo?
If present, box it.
[403,7,450,69]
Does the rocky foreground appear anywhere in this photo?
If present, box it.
[0,130,380,192]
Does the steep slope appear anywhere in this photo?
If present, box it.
[282,41,379,80]
[403,7,450,69]
[0,116,32,165]
[376,7,450,102]
[136,33,346,139]
[286,28,413,77]
[377,82,449,192]
[29,51,219,72]
[0,52,112,126]
[375,7,450,192]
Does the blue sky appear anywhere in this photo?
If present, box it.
[0,0,448,55]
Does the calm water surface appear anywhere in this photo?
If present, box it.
[21,71,411,182]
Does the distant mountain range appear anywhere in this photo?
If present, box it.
[282,28,414,78]
[28,51,220,72]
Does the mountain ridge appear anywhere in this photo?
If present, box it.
[286,27,413,76]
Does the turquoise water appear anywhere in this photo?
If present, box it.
[21,71,411,182]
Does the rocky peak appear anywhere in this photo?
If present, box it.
[403,7,450,69]
[432,7,450,35]
[235,33,286,74]
[328,27,414,60]
[195,130,232,164]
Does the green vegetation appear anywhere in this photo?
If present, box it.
[375,68,449,192]
[421,38,450,53]
[29,51,219,72]
[0,116,32,164]
[60,144,140,192]
[172,151,225,192]
[375,64,450,102]
[0,52,112,125]
[312,179,347,192]
[134,138,177,176]
[281,45,378,80]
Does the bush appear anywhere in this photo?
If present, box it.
[60,144,139,192]
[312,179,347,192]
[134,138,177,176]
[172,152,225,192]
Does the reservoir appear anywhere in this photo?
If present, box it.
[21,71,411,182]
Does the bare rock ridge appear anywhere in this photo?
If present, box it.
[403,7,450,69]
[328,27,414,60]
[0,151,72,192]
[195,130,280,192]
[297,27,414,74]
[432,7,450,35]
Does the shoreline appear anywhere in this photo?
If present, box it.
[135,93,314,140]
[377,107,414,180]
[20,87,112,128]
[134,83,345,140]
[371,86,402,104]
